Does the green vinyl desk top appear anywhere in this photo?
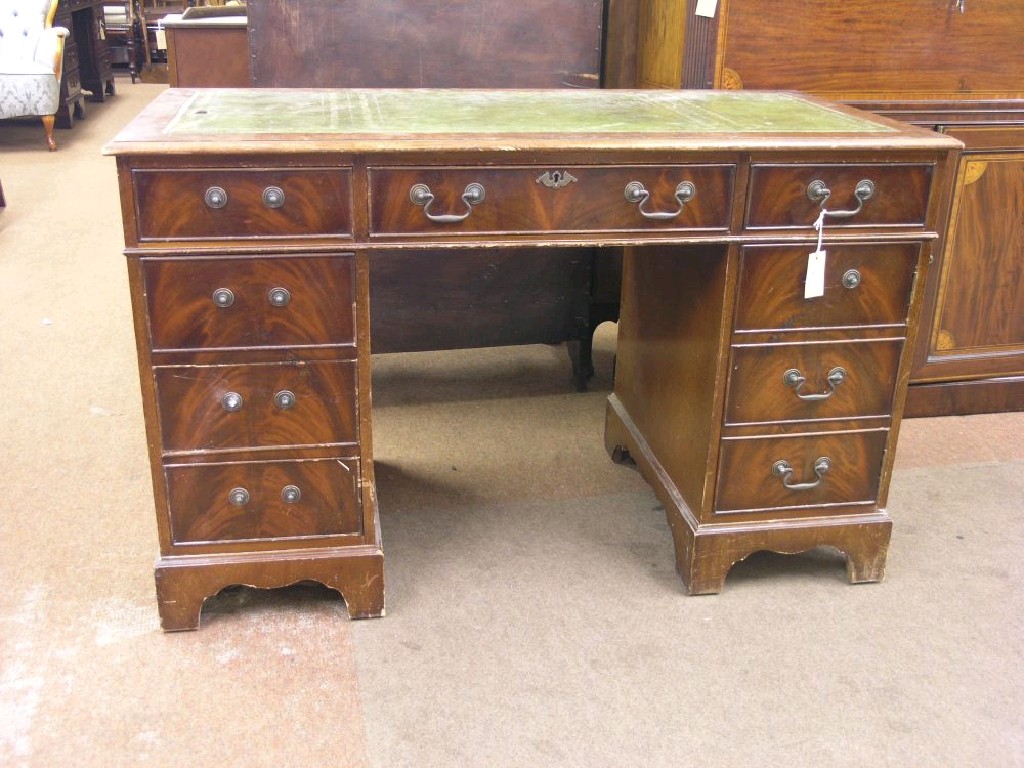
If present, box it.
[104,88,961,157]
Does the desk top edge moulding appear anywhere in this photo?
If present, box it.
[106,88,961,629]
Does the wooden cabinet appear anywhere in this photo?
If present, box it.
[54,0,116,128]
[610,0,1024,415]
[106,88,959,626]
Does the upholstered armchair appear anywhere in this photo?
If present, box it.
[0,0,67,150]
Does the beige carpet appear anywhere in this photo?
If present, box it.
[2,79,1023,767]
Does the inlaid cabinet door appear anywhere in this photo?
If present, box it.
[915,131,1024,382]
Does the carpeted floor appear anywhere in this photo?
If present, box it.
[1,79,1022,767]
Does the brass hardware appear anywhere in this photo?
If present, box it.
[281,485,302,504]
[274,390,296,410]
[772,457,832,490]
[842,269,862,289]
[409,182,485,223]
[228,487,250,506]
[806,179,875,219]
[536,170,578,189]
[204,186,228,209]
[268,287,291,307]
[262,186,285,208]
[783,367,847,401]
[623,180,696,221]
[212,288,235,308]
[221,391,243,412]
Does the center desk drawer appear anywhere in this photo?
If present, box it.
[734,243,919,331]
[166,457,362,545]
[726,338,903,424]
[368,165,734,235]
[144,255,355,351]
[132,168,353,241]
[155,360,358,453]
[745,163,932,229]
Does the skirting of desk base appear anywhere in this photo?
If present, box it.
[604,395,892,595]
[154,544,385,631]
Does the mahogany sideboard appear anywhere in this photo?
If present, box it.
[609,0,1024,416]
[105,88,960,629]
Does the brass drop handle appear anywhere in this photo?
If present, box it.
[624,180,696,221]
[772,457,832,491]
[221,391,243,412]
[204,186,228,209]
[806,179,875,219]
[783,367,847,401]
[228,487,250,506]
[410,182,485,223]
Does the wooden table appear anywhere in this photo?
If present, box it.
[104,89,961,630]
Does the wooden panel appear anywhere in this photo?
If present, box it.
[613,243,730,515]
[715,0,1024,101]
[247,0,603,89]
[166,26,250,87]
[726,338,904,424]
[745,163,932,230]
[369,248,591,354]
[155,360,358,453]
[144,255,356,351]
[928,153,1024,366]
[166,458,362,544]
[734,244,919,332]
[715,429,889,514]
[634,0,686,89]
[132,168,352,241]
[369,165,734,236]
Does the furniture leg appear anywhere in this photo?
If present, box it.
[42,115,56,151]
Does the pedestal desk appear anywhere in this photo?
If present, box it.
[104,89,961,630]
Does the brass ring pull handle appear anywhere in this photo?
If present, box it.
[409,182,485,223]
[262,186,285,208]
[772,457,832,491]
[624,180,696,220]
[806,179,875,219]
[204,186,228,209]
[783,367,847,401]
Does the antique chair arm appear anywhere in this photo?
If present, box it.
[35,26,68,79]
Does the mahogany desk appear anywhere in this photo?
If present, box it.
[104,89,961,630]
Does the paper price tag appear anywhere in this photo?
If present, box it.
[805,250,827,299]
[155,25,167,50]
[695,0,719,17]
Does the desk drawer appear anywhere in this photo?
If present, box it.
[144,255,356,351]
[369,165,734,235]
[715,430,888,514]
[745,163,932,229]
[734,243,918,332]
[132,168,352,241]
[155,360,358,453]
[725,338,903,424]
[167,457,362,544]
